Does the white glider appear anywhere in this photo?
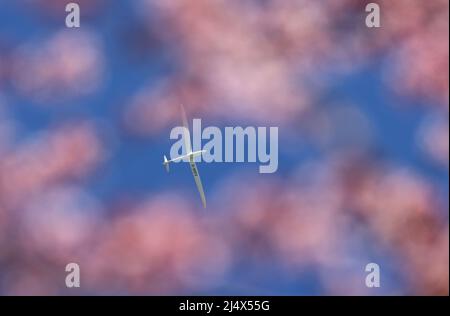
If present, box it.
[163,105,207,208]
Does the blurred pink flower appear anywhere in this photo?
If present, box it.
[11,30,105,103]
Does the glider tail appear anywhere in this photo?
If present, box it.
[163,155,170,172]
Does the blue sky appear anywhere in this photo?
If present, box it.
[0,1,447,295]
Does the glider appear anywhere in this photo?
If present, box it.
[163,105,207,208]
